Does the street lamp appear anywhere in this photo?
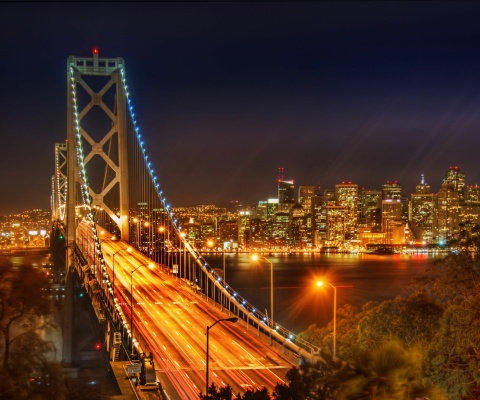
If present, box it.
[111,247,132,302]
[316,281,353,361]
[180,232,186,281]
[158,226,165,264]
[205,317,238,396]
[251,254,274,326]
[130,263,154,355]
[206,240,226,281]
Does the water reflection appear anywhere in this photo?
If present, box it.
[204,252,440,333]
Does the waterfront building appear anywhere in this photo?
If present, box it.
[382,198,402,244]
[382,180,409,222]
[358,227,386,247]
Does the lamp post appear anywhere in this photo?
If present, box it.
[316,281,353,361]
[180,232,186,281]
[252,254,274,326]
[111,247,132,302]
[205,317,238,396]
[130,263,154,355]
[157,226,165,266]
[222,247,226,282]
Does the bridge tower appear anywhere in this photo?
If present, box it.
[66,50,130,243]
[63,50,131,364]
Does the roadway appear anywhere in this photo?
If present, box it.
[76,221,294,398]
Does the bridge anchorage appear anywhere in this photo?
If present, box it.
[53,50,321,397]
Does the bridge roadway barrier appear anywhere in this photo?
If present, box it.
[109,361,141,399]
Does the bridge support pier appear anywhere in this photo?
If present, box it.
[62,255,74,366]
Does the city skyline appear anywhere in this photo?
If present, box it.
[3,3,480,214]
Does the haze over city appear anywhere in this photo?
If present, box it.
[2,2,480,214]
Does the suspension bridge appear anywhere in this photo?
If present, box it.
[51,51,321,398]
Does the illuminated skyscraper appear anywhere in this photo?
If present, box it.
[359,189,382,230]
[465,185,480,205]
[382,180,408,222]
[298,186,317,213]
[290,203,311,246]
[237,210,251,246]
[335,182,358,240]
[410,175,437,243]
[460,184,480,233]
[278,180,295,204]
[312,190,335,246]
[382,181,402,200]
[382,198,402,244]
[445,166,466,203]
[326,205,346,245]
[437,182,460,244]
[415,174,430,194]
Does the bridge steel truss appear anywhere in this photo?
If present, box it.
[53,142,67,222]
[62,51,320,369]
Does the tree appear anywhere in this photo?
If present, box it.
[0,264,54,369]
[336,341,443,400]
[200,383,235,399]
[356,293,442,353]
[0,263,66,399]
[426,296,480,399]
[236,387,270,400]
[410,253,480,305]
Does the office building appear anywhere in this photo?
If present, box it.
[335,182,358,240]
[298,186,317,213]
[437,183,460,244]
[445,166,466,204]
[410,175,437,243]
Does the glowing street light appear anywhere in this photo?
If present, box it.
[157,226,166,266]
[316,280,353,361]
[180,232,186,281]
[205,317,238,396]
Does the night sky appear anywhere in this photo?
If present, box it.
[2,2,480,214]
